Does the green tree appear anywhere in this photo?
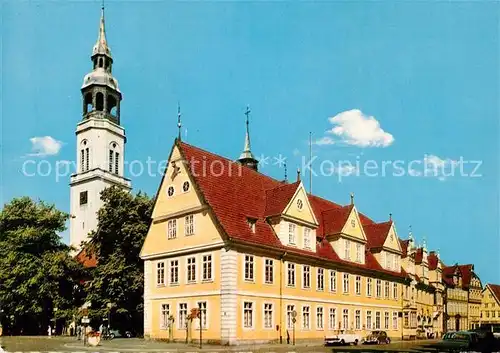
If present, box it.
[0,197,86,335]
[85,186,153,334]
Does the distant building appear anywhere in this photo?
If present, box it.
[480,284,500,329]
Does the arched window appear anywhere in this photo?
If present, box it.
[107,95,117,116]
[99,57,103,68]
[109,142,120,175]
[84,93,93,114]
[81,140,90,172]
[96,92,104,111]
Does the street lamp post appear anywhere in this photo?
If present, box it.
[198,303,203,350]
[291,310,297,346]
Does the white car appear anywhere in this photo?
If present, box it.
[324,332,362,346]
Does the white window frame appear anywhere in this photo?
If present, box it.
[355,309,361,330]
[344,239,350,260]
[342,309,349,330]
[167,219,177,239]
[263,303,273,329]
[316,306,324,330]
[384,280,390,298]
[392,311,398,330]
[393,282,398,299]
[156,261,165,286]
[169,259,179,285]
[366,310,372,330]
[243,301,254,330]
[195,301,208,330]
[264,258,274,284]
[367,278,373,297]
[329,308,336,330]
[288,223,296,245]
[302,265,311,289]
[329,270,337,292]
[384,311,390,330]
[286,304,295,330]
[317,268,324,291]
[244,255,255,282]
[185,214,195,236]
[187,256,196,283]
[376,279,382,298]
[356,243,362,262]
[343,273,349,294]
[303,227,311,249]
[202,253,213,282]
[287,262,296,287]
[178,302,188,329]
[160,303,170,330]
[355,275,361,295]
[375,311,381,330]
[302,305,310,330]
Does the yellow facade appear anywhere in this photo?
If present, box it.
[140,142,447,344]
[480,285,500,327]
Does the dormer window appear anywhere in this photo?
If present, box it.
[303,228,311,249]
[288,223,296,245]
[247,218,257,233]
[344,239,350,260]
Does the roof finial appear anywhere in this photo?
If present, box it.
[284,161,288,182]
[350,192,354,205]
[93,0,111,58]
[177,102,182,141]
[237,105,259,171]
[408,225,414,241]
[297,168,301,181]
[422,236,427,251]
[389,213,392,221]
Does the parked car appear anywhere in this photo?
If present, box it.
[430,331,480,351]
[362,330,391,344]
[108,329,133,338]
[324,332,362,346]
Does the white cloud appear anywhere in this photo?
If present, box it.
[409,154,458,180]
[336,164,358,176]
[27,136,63,157]
[313,136,335,145]
[324,109,394,147]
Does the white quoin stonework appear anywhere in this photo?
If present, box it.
[143,260,152,338]
[220,249,237,345]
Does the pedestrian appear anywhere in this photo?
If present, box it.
[48,325,51,337]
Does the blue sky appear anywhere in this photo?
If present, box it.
[1,1,499,283]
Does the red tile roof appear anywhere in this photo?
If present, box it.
[400,239,410,258]
[415,248,424,264]
[177,141,405,279]
[264,181,301,217]
[442,264,475,289]
[75,247,97,268]
[428,252,439,270]
[487,284,500,304]
[364,221,393,249]
[322,205,354,236]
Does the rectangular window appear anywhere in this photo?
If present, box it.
[287,263,295,287]
[404,312,409,328]
[187,257,196,282]
[376,279,382,298]
[185,214,195,236]
[109,149,113,172]
[81,149,85,172]
[342,309,349,330]
[316,307,324,329]
[156,262,165,286]
[79,191,88,205]
[393,283,398,299]
[386,252,392,270]
[366,311,372,330]
[317,268,324,291]
[287,305,295,329]
[355,276,361,295]
[303,265,311,289]
[384,312,390,330]
[167,219,177,239]
[392,312,398,330]
[244,255,254,281]
[344,239,350,260]
[302,306,310,329]
[202,254,212,281]
[170,260,179,284]
[178,303,187,329]
[114,152,119,174]
[304,228,311,249]
[355,310,361,330]
[356,243,362,262]
[343,273,349,293]
[288,223,296,245]
[160,304,170,329]
[384,281,390,298]
[393,255,398,271]
[330,270,337,292]
[367,278,373,296]
[329,308,336,330]
[243,302,253,328]
[375,311,381,329]
[264,303,273,329]
[265,259,274,284]
[197,301,207,329]
[85,148,89,171]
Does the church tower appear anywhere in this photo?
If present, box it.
[236,106,259,171]
[69,7,131,251]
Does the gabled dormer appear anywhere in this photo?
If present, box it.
[364,220,402,272]
[323,202,367,264]
[265,181,319,252]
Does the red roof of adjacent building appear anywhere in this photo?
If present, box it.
[178,141,405,278]
[487,284,500,304]
[415,248,424,264]
[400,239,410,258]
[75,247,97,268]
[428,252,439,270]
[364,221,393,249]
[442,264,475,289]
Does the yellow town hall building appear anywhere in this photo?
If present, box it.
[140,129,446,344]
